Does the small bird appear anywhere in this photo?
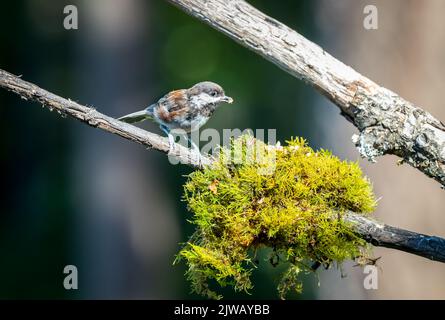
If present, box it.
[118,81,233,162]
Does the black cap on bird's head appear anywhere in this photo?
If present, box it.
[188,81,234,104]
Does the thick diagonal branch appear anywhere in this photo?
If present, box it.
[168,0,445,188]
[0,68,444,263]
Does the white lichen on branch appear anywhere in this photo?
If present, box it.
[350,85,445,185]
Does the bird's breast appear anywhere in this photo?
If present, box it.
[153,104,211,133]
[188,114,210,131]
[176,111,210,132]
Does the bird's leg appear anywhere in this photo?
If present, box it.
[187,134,203,167]
[160,124,175,154]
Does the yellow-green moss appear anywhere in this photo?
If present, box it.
[175,135,376,299]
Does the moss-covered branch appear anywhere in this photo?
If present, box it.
[178,136,377,298]
[177,136,445,298]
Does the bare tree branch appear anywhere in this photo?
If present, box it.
[1,68,444,263]
[0,69,212,168]
[167,0,445,188]
[345,213,445,263]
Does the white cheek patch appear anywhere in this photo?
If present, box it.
[190,93,220,106]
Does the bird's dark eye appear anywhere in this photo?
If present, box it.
[210,91,218,97]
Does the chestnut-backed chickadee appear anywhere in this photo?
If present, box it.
[118,81,233,160]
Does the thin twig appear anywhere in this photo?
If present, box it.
[1,68,444,263]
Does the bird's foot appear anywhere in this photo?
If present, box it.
[195,150,204,168]
[188,137,204,168]
[167,133,176,155]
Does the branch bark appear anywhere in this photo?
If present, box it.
[344,213,445,263]
[1,69,444,263]
[167,0,445,188]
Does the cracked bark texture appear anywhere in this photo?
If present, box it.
[168,0,445,187]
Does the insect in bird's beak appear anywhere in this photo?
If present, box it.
[222,96,234,104]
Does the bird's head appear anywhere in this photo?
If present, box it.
[187,81,233,109]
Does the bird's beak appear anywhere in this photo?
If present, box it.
[222,96,234,104]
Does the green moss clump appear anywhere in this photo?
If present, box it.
[176,135,376,299]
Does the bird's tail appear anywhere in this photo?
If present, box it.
[118,105,154,124]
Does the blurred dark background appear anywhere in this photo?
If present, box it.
[1,0,444,299]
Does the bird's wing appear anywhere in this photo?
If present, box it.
[157,89,189,122]
[162,89,188,112]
